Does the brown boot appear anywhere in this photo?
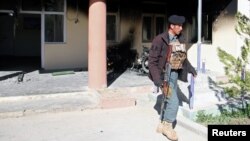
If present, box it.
[156,121,164,133]
[156,121,178,141]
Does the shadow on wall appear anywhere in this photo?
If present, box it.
[107,30,137,86]
[107,34,137,72]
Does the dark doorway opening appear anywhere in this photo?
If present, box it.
[0,13,41,73]
[0,56,40,71]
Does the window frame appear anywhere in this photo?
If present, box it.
[20,0,66,44]
[142,14,166,42]
[201,13,212,44]
[154,15,166,37]
[142,14,153,42]
[44,0,66,43]
[106,12,119,43]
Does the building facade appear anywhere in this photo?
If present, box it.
[0,0,249,88]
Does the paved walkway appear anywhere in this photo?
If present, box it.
[0,102,207,141]
[0,69,208,140]
[0,70,89,97]
[0,69,152,97]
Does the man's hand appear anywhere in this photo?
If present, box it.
[193,74,197,78]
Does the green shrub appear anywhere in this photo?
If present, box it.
[224,86,240,97]
[196,104,250,126]
[217,12,250,97]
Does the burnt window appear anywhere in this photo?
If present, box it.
[107,13,118,42]
[142,14,165,42]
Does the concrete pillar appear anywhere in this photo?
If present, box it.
[88,0,107,89]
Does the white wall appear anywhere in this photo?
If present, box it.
[238,0,250,18]
[237,0,250,69]
[44,8,88,70]
[188,0,239,75]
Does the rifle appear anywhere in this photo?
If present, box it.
[159,44,172,121]
[162,63,172,98]
[162,44,173,97]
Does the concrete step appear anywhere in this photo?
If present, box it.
[0,85,154,119]
[0,91,100,119]
[176,72,229,120]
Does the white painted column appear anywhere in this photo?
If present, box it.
[197,0,202,72]
[88,0,107,89]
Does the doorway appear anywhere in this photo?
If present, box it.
[0,12,41,72]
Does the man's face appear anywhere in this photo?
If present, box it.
[170,24,183,35]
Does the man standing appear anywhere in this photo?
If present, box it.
[148,15,197,141]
